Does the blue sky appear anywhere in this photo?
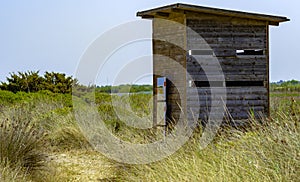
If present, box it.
[0,0,298,85]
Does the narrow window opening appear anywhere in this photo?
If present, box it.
[189,50,214,56]
[226,81,264,87]
[193,81,224,87]
[236,49,264,56]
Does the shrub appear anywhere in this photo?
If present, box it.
[0,71,76,94]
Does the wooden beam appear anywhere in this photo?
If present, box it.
[171,8,185,14]
[141,15,154,19]
[156,12,170,17]
[266,23,270,118]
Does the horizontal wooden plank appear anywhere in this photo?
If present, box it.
[187,43,266,50]
[187,99,267,106]
[187,31,266,37]
[188,44,266,50]
[187,57,267,66]
[187,87,267,94]
[187,29,266,36]
[187,42,266,49]
[187,23,266,32]
[188,72,267,77]
[189,75,267,81]
[186,94,268,101]
[192,104,267,109]
[187,67,267,74]
[188,64,267,69]
[187,70,267,75]
[188,37,266,44]
[187,113,268,122]
[186,106,266,115]
[187,98,268,103]
[197,113,262,120]
[187,106,267,114]
[196,107,266,114]
[187,63,267,68]
[188,69,267,75]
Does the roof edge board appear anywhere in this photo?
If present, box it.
[179,6,289,22]
[137,4,177,17]
[137,3,289,24]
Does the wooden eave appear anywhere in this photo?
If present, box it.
[137,3,289,26]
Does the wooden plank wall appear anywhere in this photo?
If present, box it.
[185,13,269,124]
[152,13,187,126]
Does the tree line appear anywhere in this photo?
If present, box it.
[270,79,300,92]
[0,71,153,94]
[0,71,75,94]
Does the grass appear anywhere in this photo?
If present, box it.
[47,150,118,181]
[117,115,299,181]
[0,106,47,181]
[0,91,89,181]
[0,162,28,182]
[0,90,299,181]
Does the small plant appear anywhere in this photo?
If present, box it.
[0,107,47,175]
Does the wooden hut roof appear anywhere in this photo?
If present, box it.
[137,3,289,26]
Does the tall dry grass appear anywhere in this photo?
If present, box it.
[116,112,299,181]
[111,93,300,181]
[0,90,299,181]
[0,92,89,181]
[0,106,47,181]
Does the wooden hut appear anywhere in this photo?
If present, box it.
[137,3,289,127]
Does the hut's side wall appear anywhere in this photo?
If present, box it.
[153,13,187,126]
[186,13,269,124]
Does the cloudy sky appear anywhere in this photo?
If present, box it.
[0,0,298,85]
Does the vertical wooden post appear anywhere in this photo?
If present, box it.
[266,23,271,118]
[152,20,157,128]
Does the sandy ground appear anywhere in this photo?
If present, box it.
[48,150,120,181]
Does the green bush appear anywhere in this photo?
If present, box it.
[0,90,30,106]
[0,71,76,94]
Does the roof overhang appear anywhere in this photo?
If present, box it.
[137,3,290,26]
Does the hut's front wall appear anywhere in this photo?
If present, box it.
[186,13,269,125]
[153,13,187,126]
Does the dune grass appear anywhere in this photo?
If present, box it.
[0,106,47,181]
[87,92,299,181]
[116,114,299,181]
[0,92,89,181]
[0,90,299,181]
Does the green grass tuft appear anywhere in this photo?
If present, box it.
[0,107,47,181]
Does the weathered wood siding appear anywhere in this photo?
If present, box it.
[186,14,269,124]
[153,13,187,126]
